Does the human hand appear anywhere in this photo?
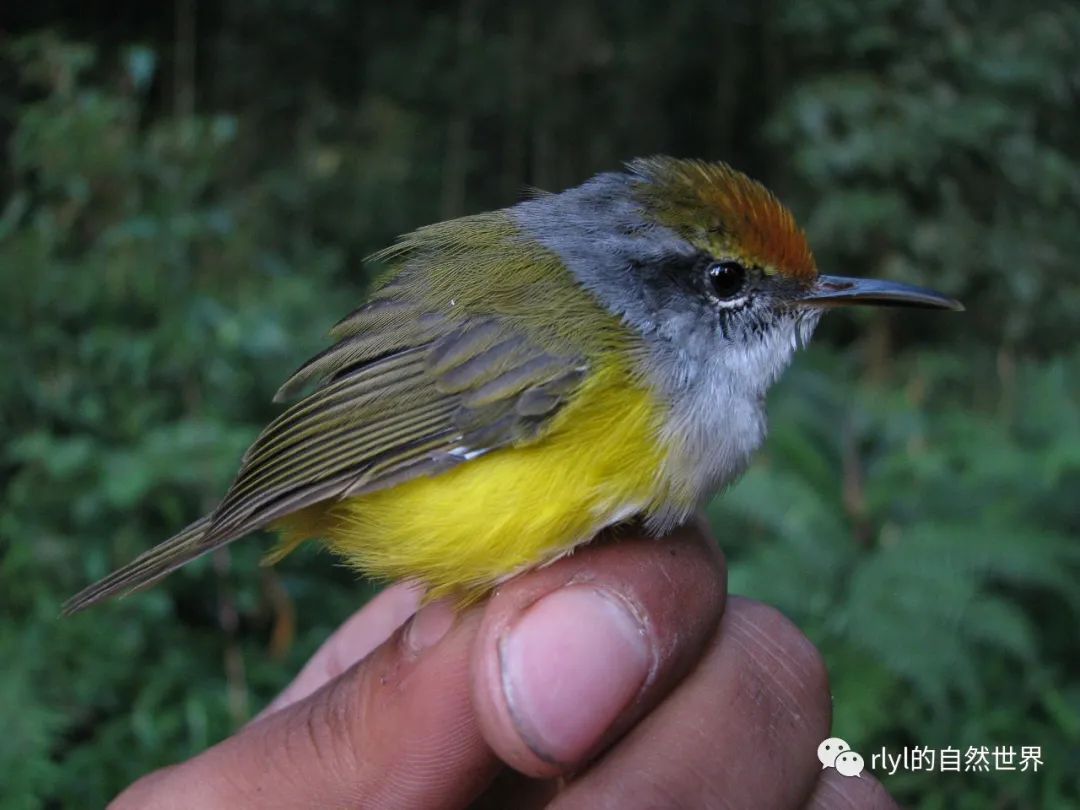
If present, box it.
[112,523,898,809]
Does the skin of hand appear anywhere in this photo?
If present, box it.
[112,524,899,809]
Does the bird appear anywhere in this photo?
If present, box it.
[63,156,962,614]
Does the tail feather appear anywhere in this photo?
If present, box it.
[62,516,224,615]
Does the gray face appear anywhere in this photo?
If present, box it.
[513,173,822,529]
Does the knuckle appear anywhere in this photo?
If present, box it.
[271,662,375,791]
[318,662,374,774]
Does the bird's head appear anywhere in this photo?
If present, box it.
[515,156,961,400]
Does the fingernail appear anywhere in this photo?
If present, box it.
[499,586,651,764]
[404,599,455,654]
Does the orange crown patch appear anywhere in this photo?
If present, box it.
[629,157,817,282]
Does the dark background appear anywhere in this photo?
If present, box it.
[2,1,1078,807]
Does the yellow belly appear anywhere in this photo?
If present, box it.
[273,362,671,601]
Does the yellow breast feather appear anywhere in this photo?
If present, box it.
[273,359,672,601]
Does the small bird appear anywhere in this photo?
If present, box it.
[64,157,961,614]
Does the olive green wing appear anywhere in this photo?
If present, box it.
[62,290,586,614]
[211,300,587,536]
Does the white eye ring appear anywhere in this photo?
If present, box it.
[713,293,750,310]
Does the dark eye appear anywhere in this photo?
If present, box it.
[707,260,748,301]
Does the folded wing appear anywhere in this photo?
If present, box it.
[62,284,586,614]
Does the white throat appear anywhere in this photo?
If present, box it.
[645,310,821,531]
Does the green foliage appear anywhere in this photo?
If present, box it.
[1,3,1078,807]
[770,0,1080,351]
[713,348,1080,807]
[1,33,375,807]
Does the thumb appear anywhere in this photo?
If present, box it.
[112,601,499,810]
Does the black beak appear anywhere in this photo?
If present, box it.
[800,275,964,311]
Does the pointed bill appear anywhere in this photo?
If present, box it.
[801,275,964,311]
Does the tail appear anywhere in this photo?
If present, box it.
[62,516,225,615]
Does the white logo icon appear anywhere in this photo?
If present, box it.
[817,737,851,768]
[834,750,865,778]
[818,737,865,778]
